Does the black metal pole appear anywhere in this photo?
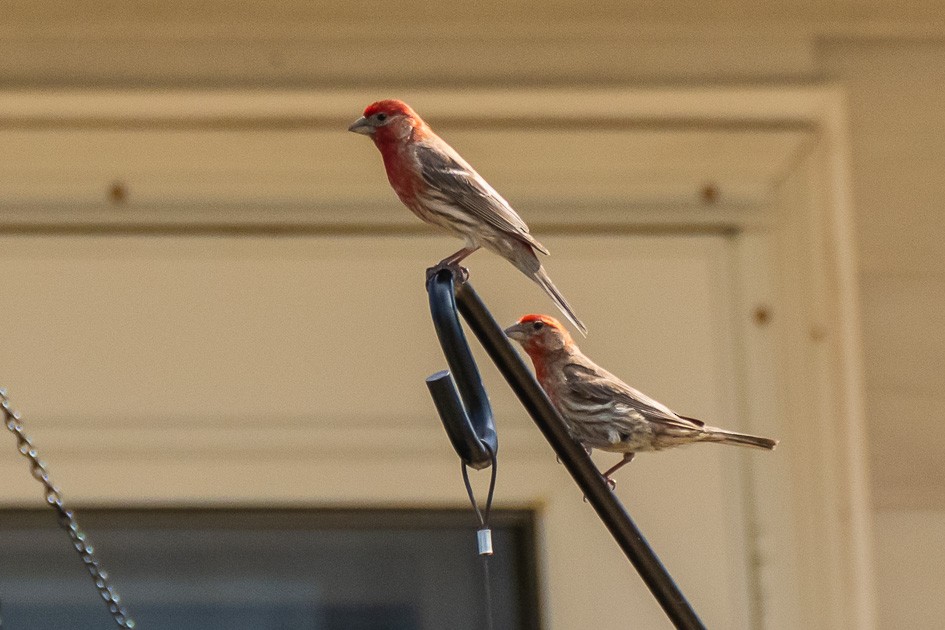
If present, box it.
[426,268,498,470]
[454,281,706,630]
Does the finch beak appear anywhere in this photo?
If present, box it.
[504,323,526,342]
[348,116,374,135]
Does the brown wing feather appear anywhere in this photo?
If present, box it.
[416,140,550,254]
[563,361,705,431]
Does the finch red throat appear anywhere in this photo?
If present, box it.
[348,99,587,336]
[505,314,777,484]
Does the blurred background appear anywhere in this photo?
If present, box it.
[0,1,942,629]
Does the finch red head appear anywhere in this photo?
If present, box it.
[505,314,777,483]
[349,99,587,336]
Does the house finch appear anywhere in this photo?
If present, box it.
[505,314,777,484]
[348,99,587,336]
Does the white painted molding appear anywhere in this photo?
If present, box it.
[818,88,879,630]
[0,88,834,124]
[0,86,876,629]
[0,88,815,229]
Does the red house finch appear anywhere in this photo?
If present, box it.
[348,99,587,336]
[505,314,777,484]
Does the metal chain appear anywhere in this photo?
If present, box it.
[1,388,136,629]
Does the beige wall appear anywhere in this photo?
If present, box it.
[820,42,945,630]
[1,3,943,627]
[874,510,945,629]
[822,43,945,510]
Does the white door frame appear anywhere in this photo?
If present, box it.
[0,87,875,629]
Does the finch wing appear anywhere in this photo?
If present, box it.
[563,362,705,430]
[416,141,550,255]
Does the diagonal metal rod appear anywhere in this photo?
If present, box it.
[451,279,706,630]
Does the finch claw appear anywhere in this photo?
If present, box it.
[425,263,470,286]
[582,478,616,502]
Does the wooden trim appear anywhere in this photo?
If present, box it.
[0,222,742,237]
[0,88,835,125]
[0,88,813,230]
[819,88,879,630]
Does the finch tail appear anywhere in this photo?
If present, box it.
[704,427,778,450]
[532,267,588,336]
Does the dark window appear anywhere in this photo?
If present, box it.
[0,509,540,630]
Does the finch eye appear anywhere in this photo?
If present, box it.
[376,113,388,122]
[532,321,544,331]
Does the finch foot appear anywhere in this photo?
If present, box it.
[426,262,470,286]
[582,477,617,502]
[600,452,635,485]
